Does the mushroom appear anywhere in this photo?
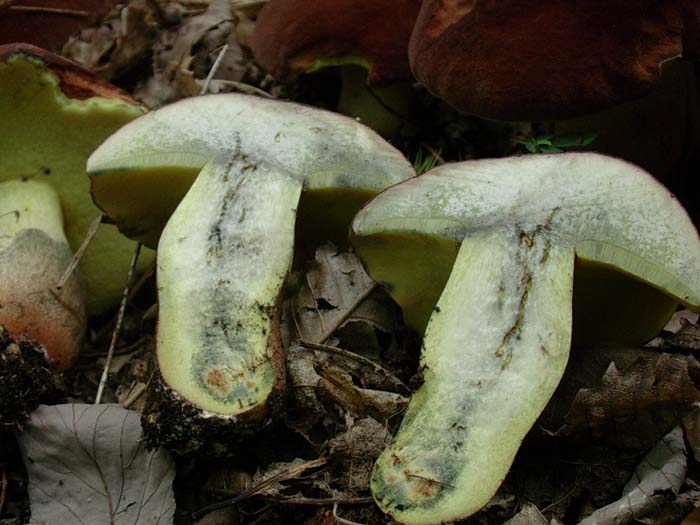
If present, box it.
[409,1,699,121]
[0,43,148,315]
[86,93,414,452]
[251,0,421,137]
[350,153,700,524]
[0,1,119,51]
[0,179,84,369]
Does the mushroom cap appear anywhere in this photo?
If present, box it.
[251,0,421,84]
[353,152,700,333]
[409,1,697,120]
[0,43,148,315]
[87,93,415,248]
[0,1,119,51]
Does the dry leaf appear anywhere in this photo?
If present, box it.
[135,0,240,106]
[290,244,398,345]
[286,342,408,435]
[324,417,389,492]
[578,426,687,525]
[503,503,548,525]
[544,347,700,449]
[18,403,175,524]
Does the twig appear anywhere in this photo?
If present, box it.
[318,282,377,343]
[0,467,6,515]
[264,496,373,506]
[57,214,102,289]
[95,243,142,404]
[333,503,366,525]
[210,80,275,99]
[200,44,229,96]
[94,257,156,342]
[8,5,90,16]
[82,336,149,358]
[192,458,327,520]
[122,381,147,409]
[299,340,409,393]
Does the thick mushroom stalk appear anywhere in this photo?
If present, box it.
[0,180,84,370]
[87,94,414,439]
[351,153,700,524]
[158,161,300,414]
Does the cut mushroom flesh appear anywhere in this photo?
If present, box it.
[351,153,700,524]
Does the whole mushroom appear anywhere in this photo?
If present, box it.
[87,93,415,453]
[251,0,421,137]
[0,44,148,316]
[351,152,700,524]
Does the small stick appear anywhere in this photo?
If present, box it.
[200,44,229,96]
[8,5,90,16]
[333,503,366,525]
[264,496,373,506]
[57,214,102,290]
[192,458,327,519]
[299,340,409,393]
[94,243,142,404]
[94,258,156,342]
[0,467,6,515]
[122,381,147,409]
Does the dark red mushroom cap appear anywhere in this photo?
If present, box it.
[409,1,699,120]
[251,0,421,84]
[0,1,119,51]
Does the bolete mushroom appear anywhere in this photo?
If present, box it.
[409,1,699,121]
[351,153,700,524]
[86,93,414,452]
[0,1,119,51]
[251,0,421,137]
[0,179,84,370]
[0,43,149,315]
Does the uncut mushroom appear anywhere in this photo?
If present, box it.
[0,1,119,51]
[409,1,699,121]
[0,43,148,315]
[251,0,421,137]
[351,153,700,524]
[86,93,414,452]
[0,180,84,369]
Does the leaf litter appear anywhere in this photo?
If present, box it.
[3,2,700,523]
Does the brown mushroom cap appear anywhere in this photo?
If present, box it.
[0,1,119,51]
[251,0,421,84]
[409,1,698,120]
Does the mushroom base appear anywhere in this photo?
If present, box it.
[0,326,65,431]
[141,359,287,457]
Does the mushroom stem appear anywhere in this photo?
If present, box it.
[0,179,85,370]
[371,229,573,525]
[338,67,413,138]
[156,160,302,416]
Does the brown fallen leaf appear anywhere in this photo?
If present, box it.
[324,417,389,493]
[543,347,700,449]
[289,244,399,346]
[577,426,687,525]
[135,0,246,106]
[62,0,160,80]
